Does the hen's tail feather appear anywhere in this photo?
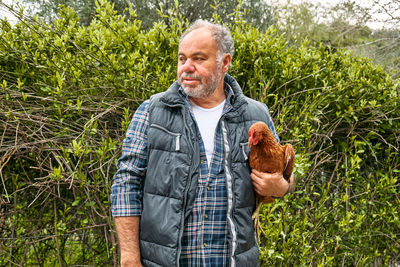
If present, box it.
[283,143,295,181]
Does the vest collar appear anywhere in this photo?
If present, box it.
[159,74,248,117]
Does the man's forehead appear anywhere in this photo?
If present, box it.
[179,27,217,53]
[179,27,216,48]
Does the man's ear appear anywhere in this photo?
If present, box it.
[222,53,232,73]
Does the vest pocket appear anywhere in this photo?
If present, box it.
[150,123,181,151]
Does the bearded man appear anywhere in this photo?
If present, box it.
[111,20,292,267]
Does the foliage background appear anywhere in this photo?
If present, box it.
[0,0,399,265]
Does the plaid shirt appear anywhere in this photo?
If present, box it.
[112,85,235,266]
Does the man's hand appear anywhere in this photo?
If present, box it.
[250,170,293,198]
[115,216,143,267]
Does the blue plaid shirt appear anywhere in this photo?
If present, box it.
[112,85,235,266]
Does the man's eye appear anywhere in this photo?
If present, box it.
[179,57,186,63]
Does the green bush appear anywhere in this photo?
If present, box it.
[0,1,398,265]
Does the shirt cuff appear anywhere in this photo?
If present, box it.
[111,191,142,217]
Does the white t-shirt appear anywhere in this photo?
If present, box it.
[192,100,226,167]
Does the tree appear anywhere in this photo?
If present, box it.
[274,2,331,45]
[16,0,130,25]
[330,0,400,78]
[15,0,274,30]
[275,0,400,78]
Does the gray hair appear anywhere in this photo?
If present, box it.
[179,19,234,60]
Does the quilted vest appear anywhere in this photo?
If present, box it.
[139,74,275,267]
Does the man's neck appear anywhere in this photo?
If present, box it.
[190,83,226,109]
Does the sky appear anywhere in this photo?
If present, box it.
[275,0,399,29]
[0,0,20,24]
[0,0,399,30]
[0,0,16,22]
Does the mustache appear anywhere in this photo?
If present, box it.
[180,73,201,81]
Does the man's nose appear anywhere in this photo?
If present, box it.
[181,59,195,72]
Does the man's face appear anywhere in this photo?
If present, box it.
[177,28,224,99]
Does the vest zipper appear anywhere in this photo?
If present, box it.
[240,142,249,161]
[167,104,195,267]
[221,119,237,267]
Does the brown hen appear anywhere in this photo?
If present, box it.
[248,121,295,240]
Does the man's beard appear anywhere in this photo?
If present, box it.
[179,64,222,99]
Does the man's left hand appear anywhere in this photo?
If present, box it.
[250,170,293,198]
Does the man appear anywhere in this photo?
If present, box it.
[111,20,294,267]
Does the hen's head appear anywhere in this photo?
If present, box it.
[248,121,274,147]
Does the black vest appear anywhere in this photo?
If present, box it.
[139,74,275,267]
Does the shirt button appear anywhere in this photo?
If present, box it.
[203,243,207,247]
[204,214,208,219]
[198,135,201,140]
[201,160,204,164]
[206,186,210,190]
